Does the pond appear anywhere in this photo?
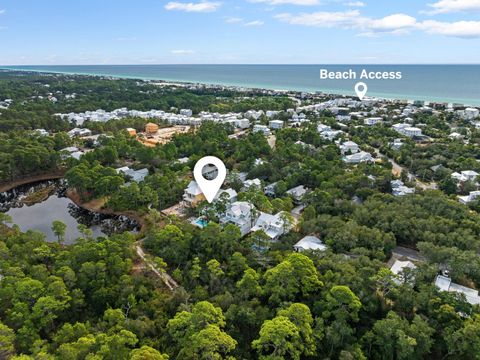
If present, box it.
[0,180,139,243]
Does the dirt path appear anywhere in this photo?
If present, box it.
[135,243,179,291]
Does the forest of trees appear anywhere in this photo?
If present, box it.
[1,73,480,359]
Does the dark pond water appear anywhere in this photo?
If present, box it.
[0,180,139,243]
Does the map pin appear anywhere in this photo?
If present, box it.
[194,156,227,203]
[355,82,368,100]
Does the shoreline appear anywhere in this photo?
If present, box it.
[66,190,147,236]
[0,171,65,193]
[1,175,146,236]
[2,66,480,106]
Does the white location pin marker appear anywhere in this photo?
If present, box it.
[354,82,368,100]
[194,156,227,203]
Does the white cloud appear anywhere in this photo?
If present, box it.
[224,16,243,23]
[425,0,480,14]
[0,9,5,15]
[275,9,480,38]
[170,49,195,54]
[345,1,365,7]
[250,0,321,5]
[419,20,480,38]
[244,20,265,26]
[164,1,222,12]
[275,10,361,28]
[368,14,417,31]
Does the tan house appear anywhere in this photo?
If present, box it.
[183,180,206,206]
[126,127,137,136]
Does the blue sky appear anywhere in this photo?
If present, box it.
[1,0,480,64]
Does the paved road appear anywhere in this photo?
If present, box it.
[374,148,438,190]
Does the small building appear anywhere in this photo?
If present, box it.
[391,138,404,150]
[269,120,284,129]
[343,151,374,164]
[451,170,479,183]
[364,117,382,126]
[180,109,193,117]
[339,141,359,155]
[293,235,327,252]
[321,129,343,141]
[243,178,262,191]
[250,212,291,241]
[435,274,480,305]
[234,118,250,129]
[214,188,238,203]
[253,124,271,136]
[390,259,416,284]
[264,182,278,197]
[391,180,415,196]
[403,126,422,138]
[183,180,206,206]
[68,128,92,138]
[458,191,480,204]
[34,129,49,136]
[286,185,309,204]
[126,127,137,136]
[317,124,331,133]
[116,166,149,183]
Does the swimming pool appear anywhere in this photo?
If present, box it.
[193,218,208,228]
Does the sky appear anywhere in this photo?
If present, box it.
[1,0,480,64]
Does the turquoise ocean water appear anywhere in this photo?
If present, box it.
[1,65,480,105]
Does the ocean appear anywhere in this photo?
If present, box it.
[1,64,480,106]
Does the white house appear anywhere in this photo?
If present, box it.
[34,129,49,136]
[116,166,149,183]
[264,182,278,197]
[391,180,415,196]
[293,235,327,252]
[60,146,84,160]
[339,141,359,155]
[317,124,331,133]
[403,126,422,138]
[243,178,262,191]
[214,188,238,203]
[343,151,374,164]
[286,185,309,204]
[390,259,416,284]
[220,201,256,236]
[234,118,250,129]
[68,128,92,138]
[458,191,480,204]
[391,138,404,150]
[250,212,291,241]
[269,120,284,129]
[253,124,271,136]
[457,107,479,121]
[321,129,343,141]
[179,109,193,117]
[435,274,480,305]
[451,170,479,183]
[364,117,382,126]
